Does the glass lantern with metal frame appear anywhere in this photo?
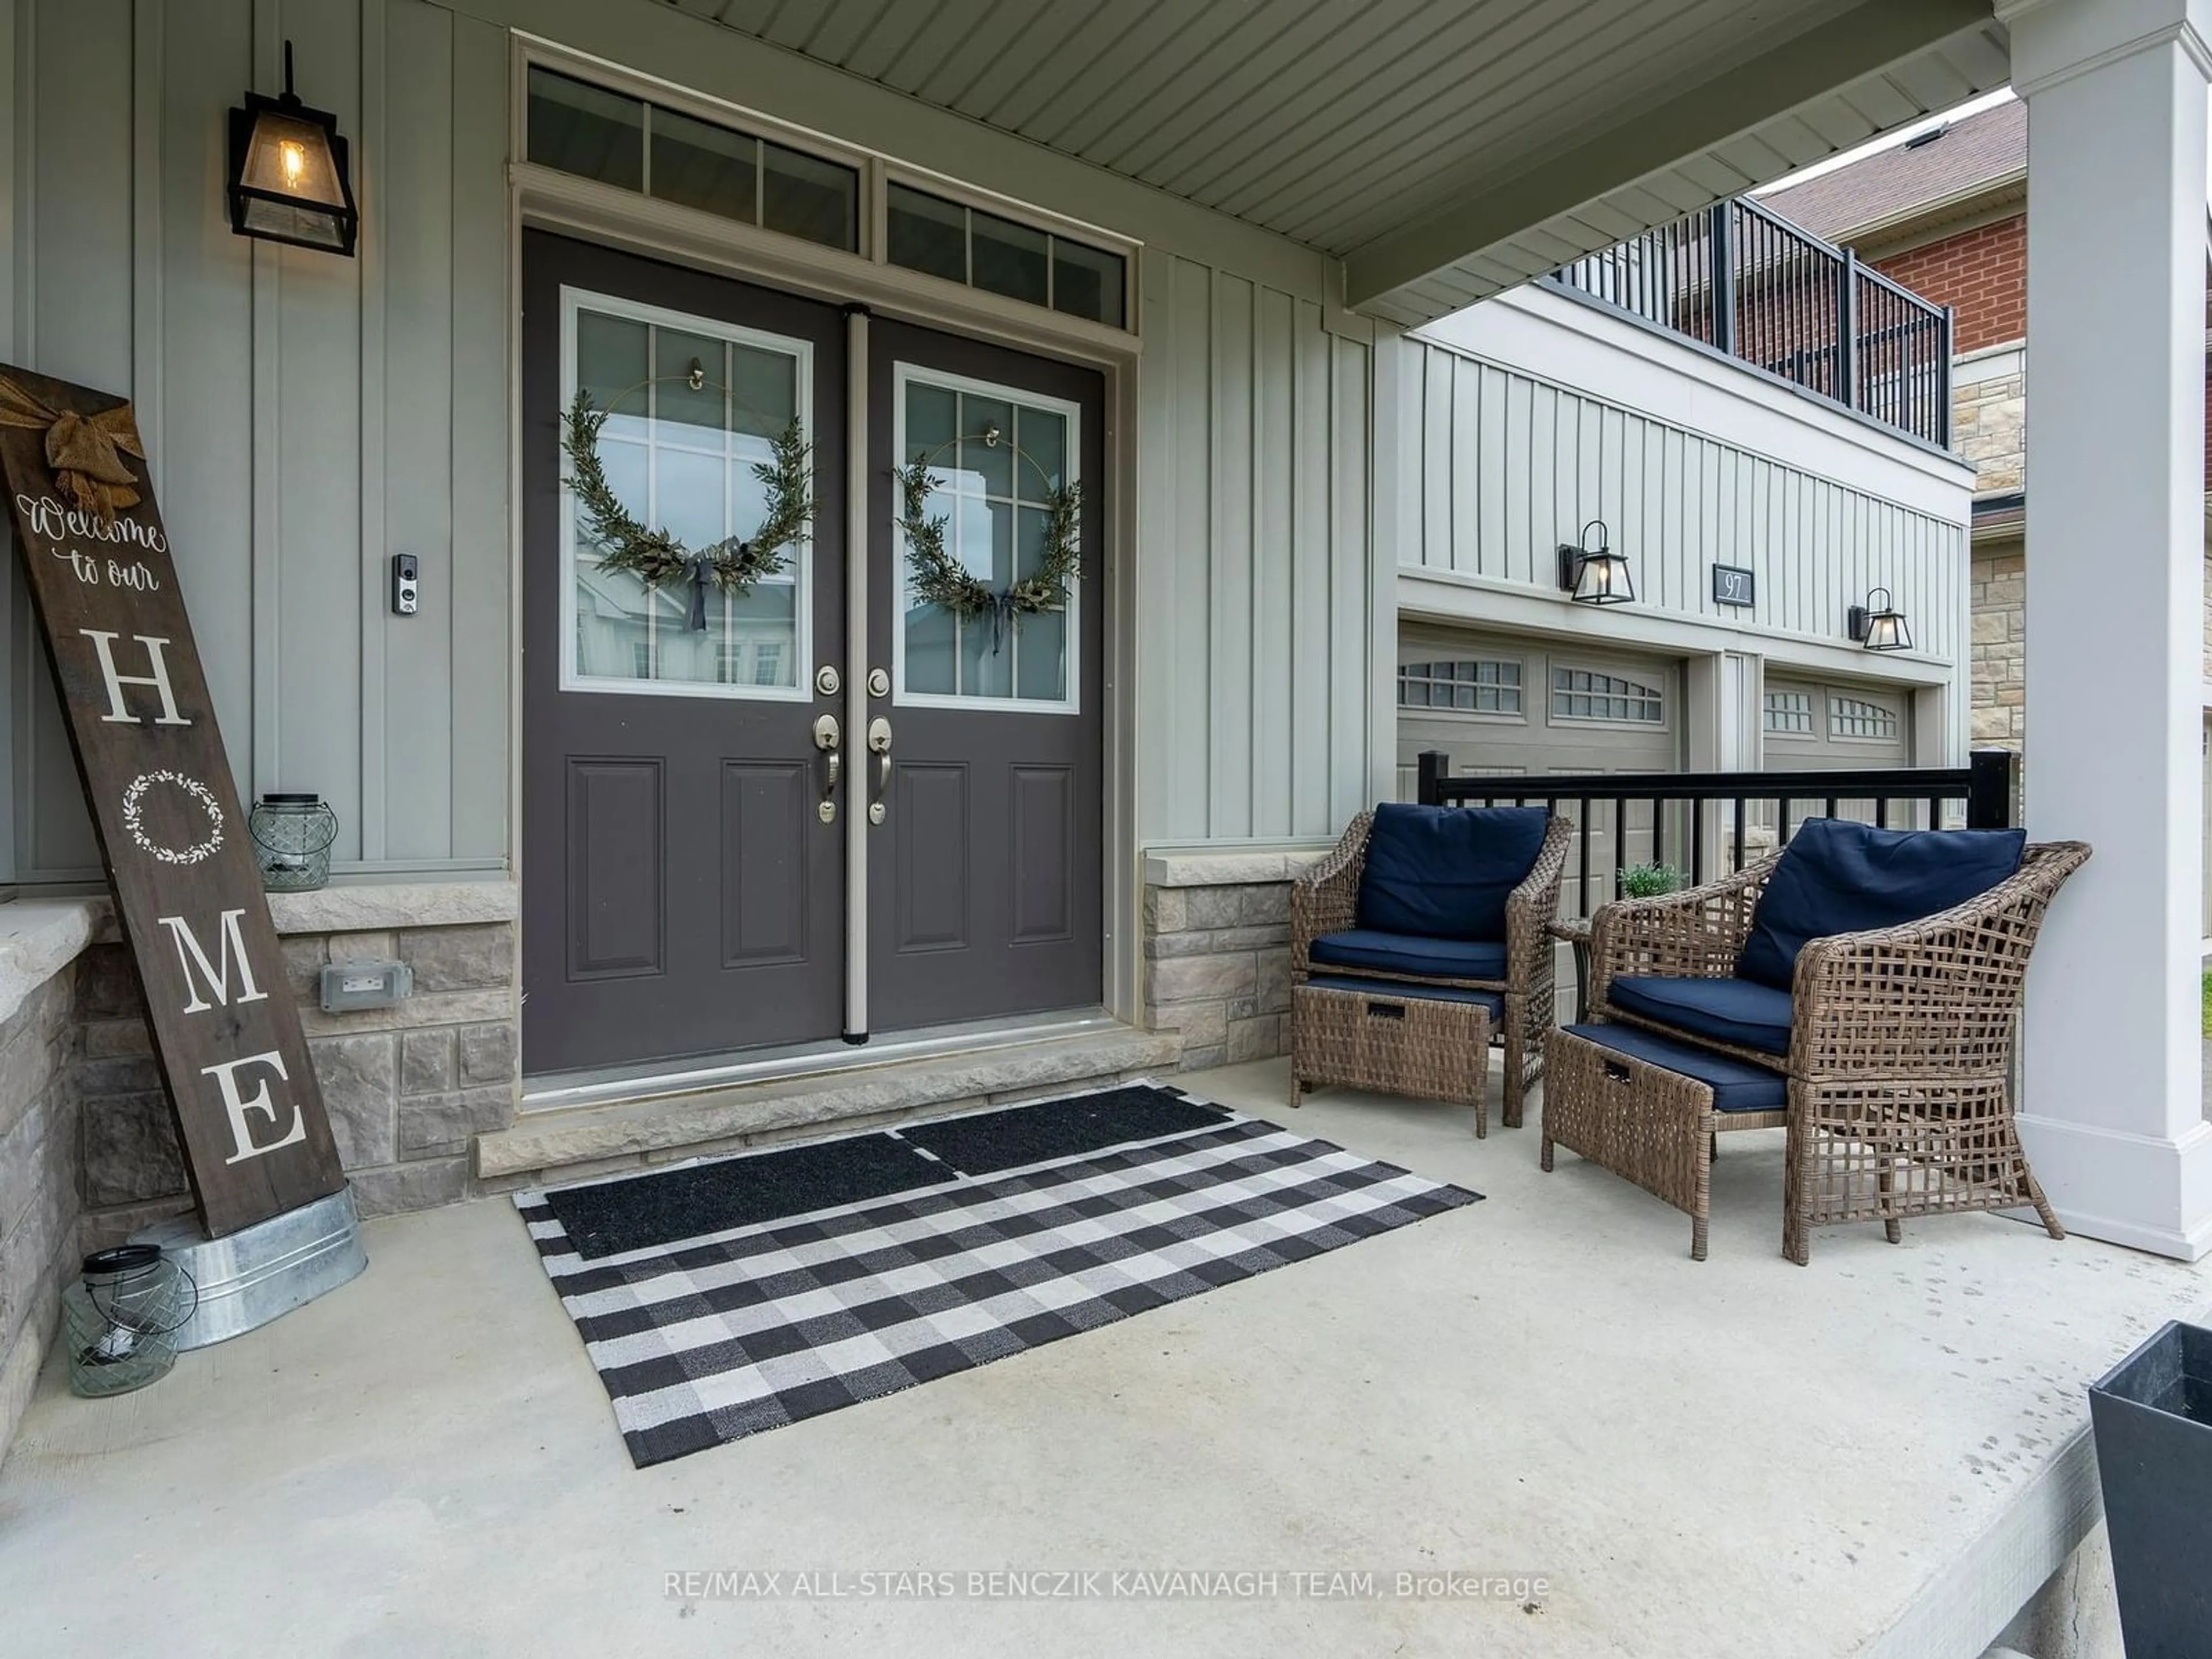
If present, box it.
[227,43,359,257]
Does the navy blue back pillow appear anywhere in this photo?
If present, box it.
[1736,818,2027,991]
[1357,804,1550,942]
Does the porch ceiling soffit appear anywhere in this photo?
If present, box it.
[662,0,2005,326]
[1343,0,2011,325]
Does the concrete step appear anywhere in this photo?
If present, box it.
[475,1024,1183,1188]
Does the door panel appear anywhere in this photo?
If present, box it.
[866,320,1104,1030]
[522,233,847,1075]
[565,759,665,979]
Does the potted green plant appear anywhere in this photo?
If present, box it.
[1617,862,1685,899]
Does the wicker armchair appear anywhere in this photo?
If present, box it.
[1587,839,2092,1264]
[1292,810,1574,1127]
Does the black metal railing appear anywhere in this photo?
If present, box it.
[1548,196,1953,449]
[1414,750,2015,921]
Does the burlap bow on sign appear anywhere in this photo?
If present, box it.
[0,376,147,522]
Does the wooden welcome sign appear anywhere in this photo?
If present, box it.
[0,365,344,1238]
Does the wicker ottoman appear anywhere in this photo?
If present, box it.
[1540,1022,1789,1260]
[1288,974,1497,1137]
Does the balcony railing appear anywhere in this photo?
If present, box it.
[1547,196,1954,449]
[1413,750,2015,921]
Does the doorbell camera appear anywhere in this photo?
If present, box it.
[392,553,419,616]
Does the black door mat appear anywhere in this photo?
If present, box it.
[541,1131,949,1260]
[895,1084,1232,1176]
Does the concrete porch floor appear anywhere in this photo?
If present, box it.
[2,1059,2205,1658]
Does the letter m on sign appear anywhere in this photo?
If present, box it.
[0,361,344,1237]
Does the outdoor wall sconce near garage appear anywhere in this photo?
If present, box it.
[1847,588,1912,652]
[1557,520,1635,605]
[227,42,359,256]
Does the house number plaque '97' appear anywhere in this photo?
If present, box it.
[0,364,344,1238]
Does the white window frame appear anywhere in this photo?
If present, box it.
[557,284,815,704]
[1549,664,1667,728]
[1762,688,1816,736]
[1827,693,1903,744]
[1395,657,1528,721]
[891,361,1083,717]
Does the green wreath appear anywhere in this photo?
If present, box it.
[562,385,814,601]
[893,447,1081,631]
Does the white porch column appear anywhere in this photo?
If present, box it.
[2003,0,2212,1257]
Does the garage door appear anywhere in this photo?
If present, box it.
[1757,673,1927,835]
[1396,627,1683,946]
[1761,676,1912,770]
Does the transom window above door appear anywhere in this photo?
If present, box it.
[895,366,1081,714]
[559,287,813,702]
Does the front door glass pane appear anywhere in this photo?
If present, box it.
[896,371,1078,711]
[564,294,809,700]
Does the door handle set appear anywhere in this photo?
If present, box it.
[867,717,892,825]
[813,713,841,823]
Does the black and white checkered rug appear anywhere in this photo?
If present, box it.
[517,1082,1479,1467]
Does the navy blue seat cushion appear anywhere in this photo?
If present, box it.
[1310,930,1507,983]
[1356,803,1550,941]
[1736,817,2028,991]
[1608,975,1794,1056]
[1562,1023,1786,1113]
[1304,974,1504,1022]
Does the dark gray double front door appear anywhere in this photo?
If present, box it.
[522,234,1103,1077]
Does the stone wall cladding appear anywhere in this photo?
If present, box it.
[75,919,518,1233]
[1968,541,2212,755]
[0,966,79,1470]
[1141,854,1318,1069]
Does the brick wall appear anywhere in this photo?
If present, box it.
[0,967,78,1469]
[1874,216,2025,355]
[1142,854,1316,1067]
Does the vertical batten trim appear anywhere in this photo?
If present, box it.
[1245,277,1261,834]
[358,0,389,861]
[249,0,282,798]
[844,305,868,1040]
[129,0,161,487]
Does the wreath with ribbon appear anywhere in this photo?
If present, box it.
[893,424,1081,650]
[560,368,814,630]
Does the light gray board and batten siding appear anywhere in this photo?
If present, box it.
[666,0,2012,330]
[0,0,1385,885]
[3,0,512,885]
[1389,334,1968,669]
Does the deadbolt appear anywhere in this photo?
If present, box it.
[815,664,841,696]
[866,666,890,698]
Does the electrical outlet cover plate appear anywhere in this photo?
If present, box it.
[320,959,413,1012]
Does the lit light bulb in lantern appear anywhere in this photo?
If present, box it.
[278,139,309,191]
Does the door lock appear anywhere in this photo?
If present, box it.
[867,666,890,698]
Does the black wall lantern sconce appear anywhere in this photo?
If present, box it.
[1557,520,1635,605]
[1847,587,1912,652]
[228,43,359,256]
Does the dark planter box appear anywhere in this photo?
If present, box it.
[2089,1320,2212,1657]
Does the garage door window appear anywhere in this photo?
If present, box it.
[1399,659,1523,715]
[1830,696,1900,741]
[1552,666,1664,725]
[1763,690,1815,734]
